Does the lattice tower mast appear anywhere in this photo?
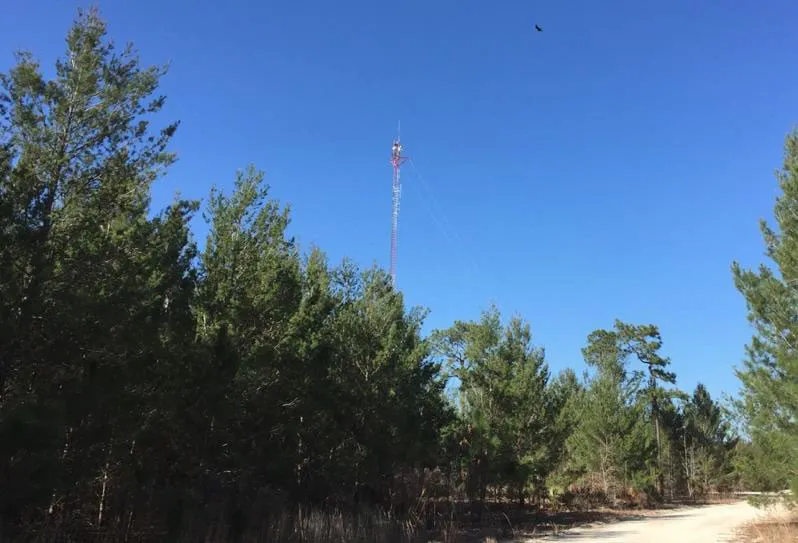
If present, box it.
[390,135,407,285]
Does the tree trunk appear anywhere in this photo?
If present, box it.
[97,459,110,526]
[97,435,115,526]
[48,427,72,515]
[600,449,610,500]
[655,414,664,496]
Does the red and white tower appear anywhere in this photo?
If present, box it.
[390,136,407,286]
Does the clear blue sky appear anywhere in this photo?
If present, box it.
[4,1,798,400]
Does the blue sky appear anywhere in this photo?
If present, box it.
[4,1,798,400]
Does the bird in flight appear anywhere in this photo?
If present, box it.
[535,24,543,32]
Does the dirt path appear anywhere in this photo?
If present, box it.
[527,502,776,542]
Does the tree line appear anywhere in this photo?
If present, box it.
[0,9,793,541]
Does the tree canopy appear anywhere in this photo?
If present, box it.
[0,7,789,541]
[732,129,798,503]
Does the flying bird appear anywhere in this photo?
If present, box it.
[535,24,543,32]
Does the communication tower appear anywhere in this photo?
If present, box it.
[389,135,407,285]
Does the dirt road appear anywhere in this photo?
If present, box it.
[529,501,776,542]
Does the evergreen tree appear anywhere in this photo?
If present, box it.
[681,384,737,497]
[564,324,660,503]
[732,130,798,501]
[614,321,677,497]
[566,321,680,506]
[0,8,195,532]
[545,369,585,497]
[434,308,564,508]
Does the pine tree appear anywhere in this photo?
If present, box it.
[732,128,798,502]
[565,324,658,503]
[0,8,194,532]
[681,384,736,496]
[545,369,584,497]
[434,308,563,508]
[614,321,677,497]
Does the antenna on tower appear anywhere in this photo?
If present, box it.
[390,126,408,286]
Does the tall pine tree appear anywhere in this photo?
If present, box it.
[733,128,798,502]
[0,7,195,533]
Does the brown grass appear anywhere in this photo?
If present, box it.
[16,499,735,542]
[740,512,798,542]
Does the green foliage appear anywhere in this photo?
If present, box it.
[434,307,567,506]
[681,384,738,496]
[0,7,773,539]
[558,322,732,505]
[0,8,190,529]
[733,129,798,503]
[0,10,450,538]
[732,440,788,493]
[563,328,654,502]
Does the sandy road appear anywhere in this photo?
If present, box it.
[528,501,778,542]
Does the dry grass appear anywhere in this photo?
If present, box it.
[740,511,798,542]
[16,499,731,542]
